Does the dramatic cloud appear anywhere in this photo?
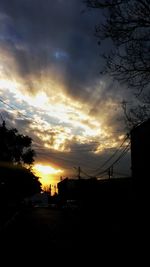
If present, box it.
[0,0,131,186]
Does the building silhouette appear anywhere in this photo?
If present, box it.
[57,118,150,213]
[57,177,133,213]
[131,118,150,181]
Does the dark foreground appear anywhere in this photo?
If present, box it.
[0,205,137,264]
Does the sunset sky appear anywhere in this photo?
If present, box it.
[0,0,131,188]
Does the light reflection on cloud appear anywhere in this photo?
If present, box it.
[0,78,125,155]
[0,0,131,188]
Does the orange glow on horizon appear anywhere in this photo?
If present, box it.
[33,163,63,192]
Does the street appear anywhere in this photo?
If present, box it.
[0,206,135,264]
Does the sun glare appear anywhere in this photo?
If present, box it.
[33,164,63,190]
[34,164,63,175]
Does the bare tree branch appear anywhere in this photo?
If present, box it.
[84,0,150,93]
[84,0,150,124]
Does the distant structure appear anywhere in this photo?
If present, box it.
[131,118,150,180]
[57,118,150,209]
[57,177,97,203]
[57,177,133,210]
[26,191,49,207]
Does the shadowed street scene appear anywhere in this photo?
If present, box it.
[1,205,136,258]
[0,0,149,262]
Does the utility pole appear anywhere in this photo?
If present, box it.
[74,166,81,179]
[108,166,113,179]
[49,184,51,196]
[54,185,57,195]
[78,166,81,179]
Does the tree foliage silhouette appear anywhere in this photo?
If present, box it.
[0,122,41,210]
[0,121,35,165]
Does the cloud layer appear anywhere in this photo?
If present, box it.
[0,0,131,182]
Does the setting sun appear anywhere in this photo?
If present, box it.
[33,164,63,192]
[34,164,63,175]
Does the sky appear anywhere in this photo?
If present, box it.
[0,0,131,188]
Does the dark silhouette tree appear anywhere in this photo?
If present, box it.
[0,122,41,215]
[84,0,150,125]
[0,121,35,165]
[0,164,41,200]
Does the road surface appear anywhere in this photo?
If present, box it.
[0,207,135,263]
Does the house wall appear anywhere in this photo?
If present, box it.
[131,119,150,180]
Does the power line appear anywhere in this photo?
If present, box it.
[94,142,130,177]
[99,135,129,169]
[92,135,129,174]
[0,97,39,125]
[80,168,95,178]
[34,140,131,176]
[36,151,81,165]
[0,96,124,159]
[0,96,131,178]
[110,143,130,167]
